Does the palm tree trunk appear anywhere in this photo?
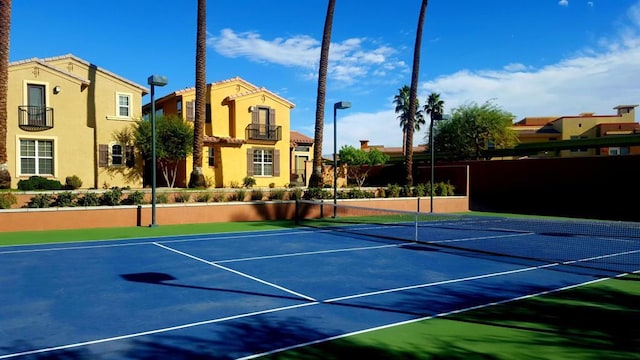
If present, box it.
[404,0,429,187]
[310,0,336,188]
[189,0,207,188]
[0,0,11,188]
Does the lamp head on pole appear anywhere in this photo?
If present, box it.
[334,101,351,110]
[147,75,168,87]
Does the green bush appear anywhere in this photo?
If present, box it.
[174,191,191,203]
[157,193,170,204]
[123,191,145,205]
[386,184,401,198]
[196,191,212,203]
[250,189,264,201]
[100,187,123,206]
[18,176,63,191]
[0,169,10,189]
[0,191,17,209]
[289,188,304,200]
[269,189,286,200]
[304,188,331,200]
[26,193,53,208]
[211,192,224,202]
[243,176,256,188]
[65,175,83,190]
[235,189,246,201]
[53,191,77,207]
[347,188,374,199]
[76,192,100,207]
[414,183,426,197]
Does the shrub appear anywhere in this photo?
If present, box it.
[18,176,63,191]
[211,192,224,202]
[289,188,303,200]
[26,193,53,208]
[0,169,10,189]
[304,188,331,200]
[123,191,145,205]
[250,189,264,201]
[243,176,256,188]
[235,189,246,201]
[229,180,241,189]
[269,189,286,200]
[226,192,238,202]
[174,191,191,203]
[386,184,401,198]
[348,188,374,199]
[76,192,100,207]
[414,183,426,197]
[157,193,170,204]
[53,191,77,207]
[0,191,17,209]
[196,191,212,203]
[376,187,386,198]
[65,175,83,190]
[268,182,276,189]
[100,187,123,206]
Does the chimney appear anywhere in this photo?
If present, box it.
[360,140,369,149]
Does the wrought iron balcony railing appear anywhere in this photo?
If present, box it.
[18,106,54,131]
[245,124,282,141]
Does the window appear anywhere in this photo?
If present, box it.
[117,93,131,117]
[253,149,273,176]
[111,144,123,166]
[20,139,54,175]
[176,100,183,118]
[208,147,215,167]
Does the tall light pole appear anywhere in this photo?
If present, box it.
[147,75,168,227]
[333,101,351,218]
[429,113,443,213]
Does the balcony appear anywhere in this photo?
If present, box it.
[245,124,282,142]
[19,106,54,131]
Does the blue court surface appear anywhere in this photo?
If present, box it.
[1,221,638,359]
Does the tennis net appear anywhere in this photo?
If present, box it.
[294,199,640,275]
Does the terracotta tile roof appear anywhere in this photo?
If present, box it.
[203,136,245,145]
[290,131,314,147]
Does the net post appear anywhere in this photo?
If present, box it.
[414,211,419,243]
[320,200,324,218]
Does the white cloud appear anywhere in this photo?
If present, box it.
[209,28,405,84]
[559,0,569,7]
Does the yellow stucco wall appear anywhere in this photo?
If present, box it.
[6,56,147,189]
[152,77,296,188]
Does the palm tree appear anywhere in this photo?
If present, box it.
[424,92,444,155]
[0,0,11,189]
[404,0,429,186]
[189,0,207,188]
[393,85,424,157]
[310,0,336,188]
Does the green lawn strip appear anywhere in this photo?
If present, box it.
[0,220,296,246]
[264,274,640,359]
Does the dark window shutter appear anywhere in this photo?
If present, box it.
[186,101,195,121]
[269,108,276,125]
[252,108,259,125]
[125,146,135,168]
[273,149,280,176]
[246,148,254,176]
[99,144,109,167]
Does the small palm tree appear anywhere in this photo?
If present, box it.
[424,92,444,153]
[0,0,11,188]
[404,0,430,186]
[310,0,337,188]
[393,85,425,156]
[189,0,207,188]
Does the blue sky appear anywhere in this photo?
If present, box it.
[9,0,640,151]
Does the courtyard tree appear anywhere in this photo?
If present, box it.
[434,100,518,160]
[338,145,389,188]
[0,0,11,188]
[393,85,425,157]
[189,0,207,188]
[134,114,194,188]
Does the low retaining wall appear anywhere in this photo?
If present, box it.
[0,196,469,232]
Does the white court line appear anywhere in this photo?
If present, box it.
[2,247,636,360]
[152,242,317,302]
[0,302,318,359]
[216,243,402,263]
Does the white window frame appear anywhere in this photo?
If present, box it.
[253,149,273,176]
[16,136,57,177]
[115,92,132,118]
[111,143,124,166]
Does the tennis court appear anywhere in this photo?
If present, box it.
[1,202,639,359]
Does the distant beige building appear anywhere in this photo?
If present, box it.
[6,54,148,189]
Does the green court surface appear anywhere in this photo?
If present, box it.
[2,217,639,359]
